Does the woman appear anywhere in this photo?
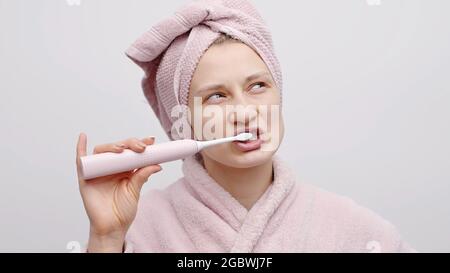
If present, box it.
[75,0,415,252]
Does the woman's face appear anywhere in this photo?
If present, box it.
[188,40,284,168]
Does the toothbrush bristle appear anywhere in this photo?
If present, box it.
[236,132,253,141]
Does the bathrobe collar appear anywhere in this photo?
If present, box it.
[181,154,296,252]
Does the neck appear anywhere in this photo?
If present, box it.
[202,156,274,211]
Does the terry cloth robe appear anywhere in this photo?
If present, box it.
[124,154,416,253]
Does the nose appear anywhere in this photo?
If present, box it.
[227,97,259,129]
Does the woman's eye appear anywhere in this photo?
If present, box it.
[249,82,266,93]
[205,93,225,103]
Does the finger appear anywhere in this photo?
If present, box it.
[130,165,162,192]
[76,133,87,184]
[141,136,155,146]
[121,138,147,153]
[93,142,126,154]
[84,169,133,184]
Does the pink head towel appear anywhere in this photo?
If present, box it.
[125,0,283,140]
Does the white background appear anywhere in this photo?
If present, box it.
[0,0,449,252]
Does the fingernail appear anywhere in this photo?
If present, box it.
[118,143,126,148]
[137,143,146,148]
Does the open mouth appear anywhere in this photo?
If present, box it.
[233,128,263,152]
[235,128,260,141]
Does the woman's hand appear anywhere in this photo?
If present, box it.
[76,133,162,252]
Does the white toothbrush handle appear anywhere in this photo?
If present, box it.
[80,139,198,180]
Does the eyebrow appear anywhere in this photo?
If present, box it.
[193,71,271,96]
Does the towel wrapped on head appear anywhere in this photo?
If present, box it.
[125,0,283,140]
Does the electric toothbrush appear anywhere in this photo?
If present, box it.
[79,132,253,180]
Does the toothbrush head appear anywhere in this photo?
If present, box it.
[234,132,253,141]
[195,132,255,151]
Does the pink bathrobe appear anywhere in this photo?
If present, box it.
[123,154,415,253]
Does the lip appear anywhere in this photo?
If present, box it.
[233,138,263,152]
[232,127,264,152]
[234,127,262,140]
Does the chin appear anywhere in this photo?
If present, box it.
[204,142,278,169]
[230,150,275,168]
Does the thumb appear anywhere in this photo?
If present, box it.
[130,164,162,192]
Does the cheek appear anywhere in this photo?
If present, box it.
[252,88,281,107]
[200,142,235,164]
[259,103,284,146]
[190,106,229,140]
[267,88,281,105]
